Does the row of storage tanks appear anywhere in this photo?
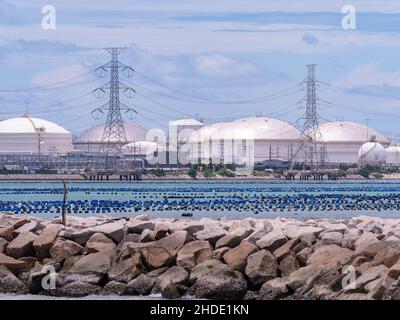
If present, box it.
[0,114,396,166]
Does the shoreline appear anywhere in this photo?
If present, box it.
[1,213,400,300]
[0,174,397,181]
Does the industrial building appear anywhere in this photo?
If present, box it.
[185,117,394,166]
[358,139,387,166]
[0,114,397,171]
[317,121,390,164]
[187,116,301,164]
[73,122,148,153]
[0,115,72,155]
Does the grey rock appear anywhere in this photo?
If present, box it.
[125,274,156,295]
[56,281,102,297]
[215,227,253,249]
[6,232,37,258]
[0,266,29,294]
[50,239,83,263]
[101,281,127,295]
[245,250,278,287]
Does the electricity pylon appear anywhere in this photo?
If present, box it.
[290,64,330,171]
[92,47,137,169]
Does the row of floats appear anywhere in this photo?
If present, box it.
[3,193,400,215]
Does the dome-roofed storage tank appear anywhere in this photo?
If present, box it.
[358,137,387,166]
[318,121,389,164]
[187,116,301,164]
[386,145,400,165]
[0,114,72,154]
[73,122,148,153]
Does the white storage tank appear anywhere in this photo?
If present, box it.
[187,116,301,164]
[74,122,148,153]
[318,121,389,164]
[0,115,72,154]
[358,137,387,166]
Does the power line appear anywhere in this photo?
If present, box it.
[133,70,299,104]
[0,70,95,93]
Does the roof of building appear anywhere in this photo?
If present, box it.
[189,116,301,142]
[169,119,204,126]
[75,122,148,143]
[0,115,70,134]
[318,121,389,144]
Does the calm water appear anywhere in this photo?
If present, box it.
[1,180,400,220]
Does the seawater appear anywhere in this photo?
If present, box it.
[1,180,400,220]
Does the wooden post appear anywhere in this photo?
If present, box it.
[61,179,68,225]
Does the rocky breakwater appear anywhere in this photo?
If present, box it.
[2,213,400,299]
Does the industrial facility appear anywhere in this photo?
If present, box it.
[0,49,398,176]
[0,113,395,171]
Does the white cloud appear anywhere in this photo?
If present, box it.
[193,53,259,77]
[30,64,94,86]
[336,63,400,87]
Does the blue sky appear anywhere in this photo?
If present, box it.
[1,0,400,141]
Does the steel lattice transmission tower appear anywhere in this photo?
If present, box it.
[92,47,137,169]
[290,64,329,171]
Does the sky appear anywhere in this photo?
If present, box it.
[1,0,400,141]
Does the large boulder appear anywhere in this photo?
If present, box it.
[358,241,400,268]
[176,240,212,271]
[125,274,156,296]
[0,226,14,241]
[191,267,248,300]
[127,220,155,234]
[159,266,189,299]
[129,231,188,270]
[189,259,226,283]
[354,265,388,291]
[107,253,144,283]
[85,233,116,253]
[153,223,169,240]
[222,241,258,272]
[139,230,155,243]
[141,246,172,270]
[215,227,252,249]
[245,250,278,287]
[50,239,83,263]
[0,238,8,253]
[273,238,299,261]
[279,255,300,277]
[258,278,289,300]
[6,232,37,259]
[244,228,268,244]
[256,230,287,252]
[388,259,400,279]
[59,229,94,246]
[195,227,227,246]
[88,221,125,243]
[354,232,379,254]
[56,281,101,297]
[67,249,116,276]
[283,225,323,239]
[0,266,29,294]
[307,244,354,269]
[0,253,26,274]
[160,266,189,286]
[15,220,42,235]
[33,225,61,260]
[319,231,343,246]
[101,281,126,296]
[156,231,188,256]
[286,264,322,292]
